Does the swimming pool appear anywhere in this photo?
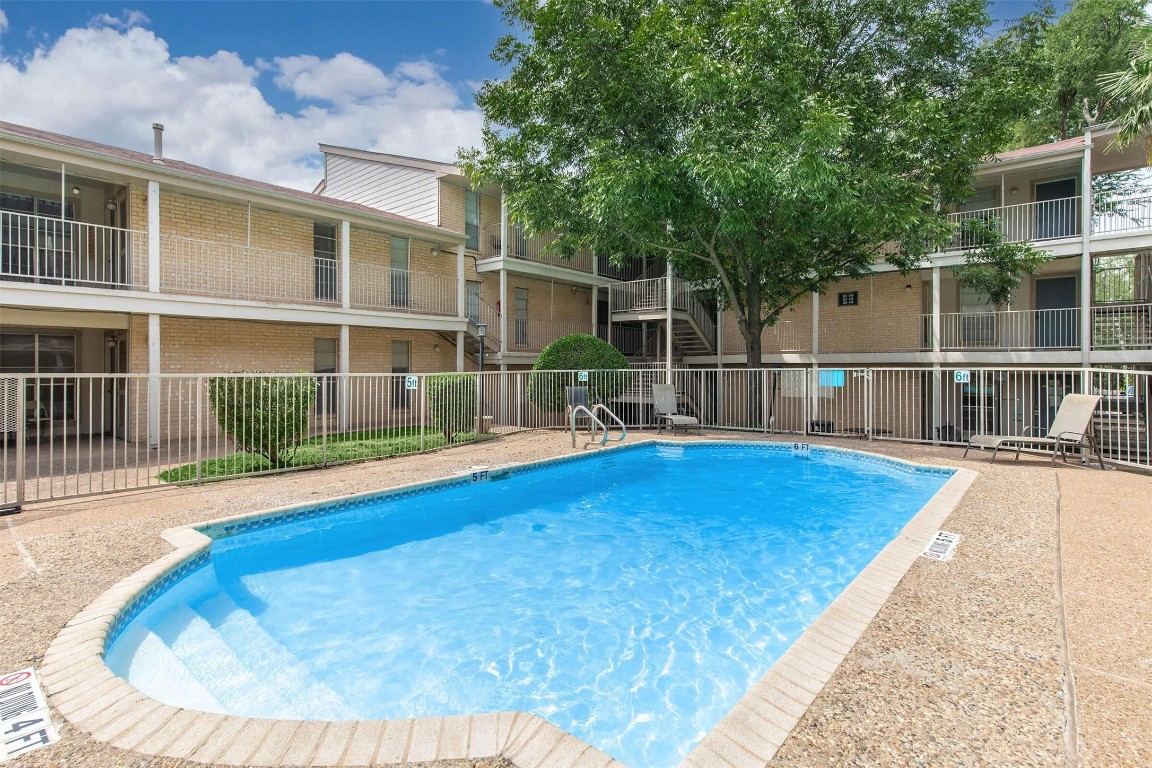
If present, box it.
[105,442,954,767]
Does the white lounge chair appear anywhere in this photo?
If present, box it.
[652,384,701,434]
[963,393,1105,466]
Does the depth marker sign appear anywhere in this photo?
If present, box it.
[0,668,59,762]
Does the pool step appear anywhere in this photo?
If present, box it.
[192,591,356,719]
[106,619,225,714]
[148,603,298,718]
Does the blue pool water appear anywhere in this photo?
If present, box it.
[106,443,951,767]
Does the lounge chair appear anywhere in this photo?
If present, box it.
[963,393,1105,466]
[566,385,591,428]
[652,383,701,434]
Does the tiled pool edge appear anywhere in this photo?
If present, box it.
[38,440,976,768]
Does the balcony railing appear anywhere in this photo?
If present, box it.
[479,223,595,273]
[508,319,589,352]
[938,309,1080,350]
[162,235,340,305]
[1,211,148,289]
[943,194,1152,251]
[1092,303,1152,350]
[946,197,1082,249]
[1093,195,1152,237]
[609,276,717,347]
[350,264,458,316]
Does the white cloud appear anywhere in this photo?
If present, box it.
[89,9,151,29]
[0,21,483,190]
[0,10,8,33]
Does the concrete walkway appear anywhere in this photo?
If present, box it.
[1,431,1148,767]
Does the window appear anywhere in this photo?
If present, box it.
[464,190,479,251]
[515,288,529,347]
[392,340,411,408]
[0,332,77,422]
[314,339,337,414]
[314,222,338,301]
[466,280,481,324]
[390,236,410,308]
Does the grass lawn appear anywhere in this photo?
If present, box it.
[158,427,488,482]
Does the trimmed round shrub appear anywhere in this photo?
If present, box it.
[527,333,632,412]
[427,372,477,441]
[206,373,316,467]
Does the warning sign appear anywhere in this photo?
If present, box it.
[1,667,59,763]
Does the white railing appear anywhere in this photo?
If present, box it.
[1,211,148,289]
[350,264,458,316]
[509,320,589,352]
[162,235,339,305]
[1092,303,1152,350]
[4,367,1148,505]
[938,309,1080,350]
[479,223,595,273]
[946,196,1082,249]
[1093,194,1152,236]
[598,324,647,356]
[610,276,717,348]
[467,295,502,345]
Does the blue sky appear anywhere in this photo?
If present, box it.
[0,1,1058,191]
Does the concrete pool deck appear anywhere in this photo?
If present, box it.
[1,431,1149,767]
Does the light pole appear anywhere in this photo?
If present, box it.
[476,323,487,372]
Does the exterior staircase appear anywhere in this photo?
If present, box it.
[608,276,716,358]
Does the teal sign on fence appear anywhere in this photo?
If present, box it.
[818,369,845,388]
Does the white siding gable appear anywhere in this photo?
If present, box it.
[322,154,439,224]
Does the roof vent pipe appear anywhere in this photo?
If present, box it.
[152,123,164,165]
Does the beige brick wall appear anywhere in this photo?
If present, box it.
[819,272,923,353]
[722,296,814,357]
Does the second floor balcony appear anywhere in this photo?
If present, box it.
[942,194,1152,252]
[2,211,460,317]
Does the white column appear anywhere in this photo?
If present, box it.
[811,291,820,356]
[500,193,509,259]
[456,243,466,319]
[147,180,160,292]
[1080,128,1093,366]
[931,266,942,353]
[340,220,351,310]
[499,267,508,359]
[665,261,674,383]
[591,285,599,336]
[338,324,350,430]
[456,331,465,372]
[147,313,160,447]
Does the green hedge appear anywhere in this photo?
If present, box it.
[427,373,478,441]
[527,333,632,411]
[206,374,315,467]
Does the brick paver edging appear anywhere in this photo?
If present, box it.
[38,441,977,767]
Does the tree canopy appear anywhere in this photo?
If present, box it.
[462,0,1027,365]
[1005,0,1150,146]
[1100,20,1152,154]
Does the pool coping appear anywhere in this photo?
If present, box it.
[38,439,977,768]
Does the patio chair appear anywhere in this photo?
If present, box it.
[566,386,592,429]
[652,383,701,434]
[963,393,1105,466]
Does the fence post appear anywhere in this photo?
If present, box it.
[195,376,203,484]
[321,375,329,467]
[15,375,26,506]
[864,369,873,439]
[932,365,942,445]
[420,375,427,452]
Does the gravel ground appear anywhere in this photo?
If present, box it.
[1,430,1148,767]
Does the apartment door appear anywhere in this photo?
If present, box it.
[314,223,338,301]
[1033,179,1078,240]
[515,288,529,347]
[104,332,128,437]
[390,236,409,308]
[1035,276,1077,349]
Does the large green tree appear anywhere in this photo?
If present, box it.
[1008,0,1149,145]
[462,0,1024,367]
[1100,21,1152,155]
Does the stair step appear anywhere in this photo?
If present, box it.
[149,603,298,718]
[193,592,357,719]
[107,620,225,713]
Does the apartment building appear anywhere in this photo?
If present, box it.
[0,121,477,440]
[315,144,651,369]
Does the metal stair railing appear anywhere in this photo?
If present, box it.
[569,403,628,448]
